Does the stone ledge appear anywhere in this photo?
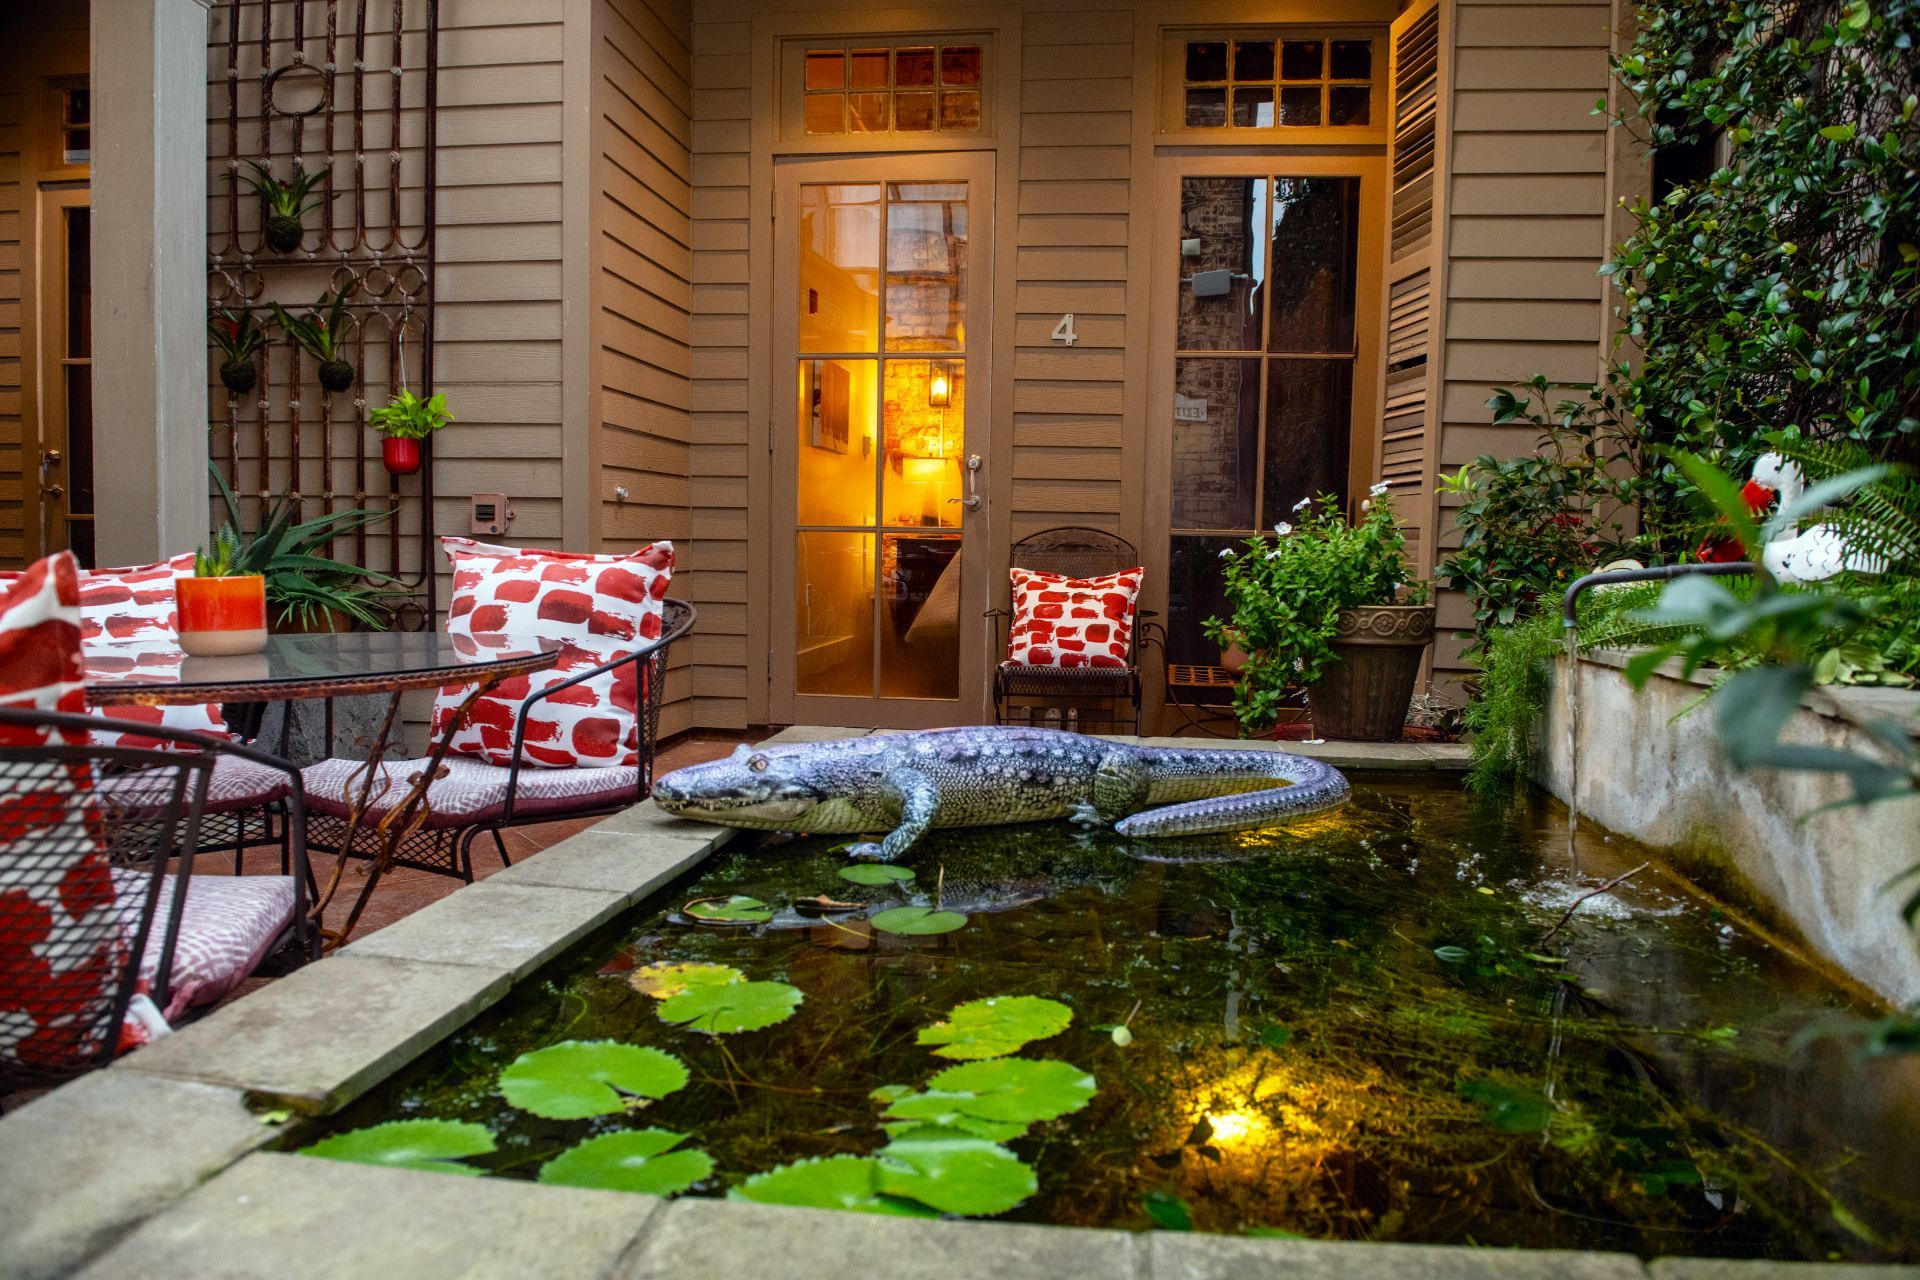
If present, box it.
[114,953,508,1115]
[1648,1262,1920,1278]
[1147,1233,1644,1279]
[0,1072,277,1280]
[344,879,631,980]
[71,1151,663,1280]
[484,826,723,902]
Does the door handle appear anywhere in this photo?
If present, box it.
[947,495,981,510]
[41,484,65,500]
[944,453,983,512]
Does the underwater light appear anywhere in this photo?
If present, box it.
[1205,1109,1264,1145]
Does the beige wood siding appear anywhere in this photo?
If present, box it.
[591,0,697,738]
[0,70,24,567]
[1433,0,1615,685]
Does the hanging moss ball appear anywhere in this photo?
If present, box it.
[218,358,257,394]
[264,214,305,254]
[318,359,355,392]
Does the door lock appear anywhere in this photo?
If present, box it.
[40,449,62,475]
[945,453,983,511]
[41,484,65,500]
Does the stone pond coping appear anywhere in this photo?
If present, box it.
[1,726,1893,1280]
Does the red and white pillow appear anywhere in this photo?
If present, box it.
[0,552,230,749]
[0,552,138,1073]
[431,537,674,769]
[1005,566,1143,669]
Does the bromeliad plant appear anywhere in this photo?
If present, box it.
[207,466,406,630]
[270,290,355,392]
[1204,487,1428,731]
[238,160,331,254]
[208,309,267,394]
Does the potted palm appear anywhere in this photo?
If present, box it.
[367,389,453,475]
[238,160,331,254]
[1205,484,1434,741]
[271,290,355,392]
[208,309,267,394]
[207,467,409,632]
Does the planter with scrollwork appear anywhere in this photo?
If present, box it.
[1307,603,1435,741]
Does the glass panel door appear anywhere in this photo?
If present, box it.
[36,192,93,567]
[775,156,991,725]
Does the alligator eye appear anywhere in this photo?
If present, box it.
[747,754,770,773]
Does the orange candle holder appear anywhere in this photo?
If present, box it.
[175,575,269,656]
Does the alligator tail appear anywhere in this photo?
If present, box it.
[1113,750,1350,838]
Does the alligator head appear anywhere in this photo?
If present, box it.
[652,744,830,828]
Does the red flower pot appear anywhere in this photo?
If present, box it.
[382,436,421,475]
[175,575,269,656]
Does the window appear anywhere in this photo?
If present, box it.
[60,87,90,165]
[797,42,984,137]
[1165,31,1381,135]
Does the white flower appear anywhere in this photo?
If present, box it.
[1360,500,1372,512]
[1274,522,1293,537]
[1370,481,1391,497]
[1265,548,1282,560]
[1217,547,1233,559]
[1292,496,1311,512]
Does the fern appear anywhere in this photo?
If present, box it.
[1765,436,1920,572]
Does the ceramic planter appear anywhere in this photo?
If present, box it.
[1306,603,1436,741]
[381,436,421,475]
[175,575,269,656]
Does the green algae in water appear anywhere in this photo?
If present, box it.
[316,779,1920,1260]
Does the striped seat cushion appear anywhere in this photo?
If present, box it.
[110,868,295,1020]
[302,754,639,826]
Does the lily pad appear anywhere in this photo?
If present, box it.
[658,979,803,1034]
[879,1097,1031,1144]
[838,864,916,886]
[498,1041,689,1119]
[627,961,743,999]
[1142,1189,1194,1231]
[303,1119,495,1177]
[731,1156,939,1217]
[923,1058,1098,1123]
[870,906,968,936]
[1458,1078,1554,1133]
[1259,1024,1292,1049]
[684,895,773,924]
[537,1128,713,1196]
[917,996,1073,1060]
[874,1136,1037,1216]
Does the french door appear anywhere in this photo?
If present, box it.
[33,188,94,566]
[770,152,995,728]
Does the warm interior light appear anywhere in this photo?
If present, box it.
[902,457,950,483]
[928,368,951,407]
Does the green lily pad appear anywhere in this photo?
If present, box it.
[917,996,1073,1060]
[303,1119,495,1177]
[658,979,803,1035]
[628,961,744,999]
[1142,1189,1194,1231]
[879,1102,1030,1144]
[871,906,968,936]
[874,1136,1037,1216]
[731,1156,940,1217]
[684,895,773,924]
[498,1041,689,1119]
[838,864,916,886]
[537,1128,713,1196]
[1259,1024,1292,1049]
[923,1058,1098,1123]
[1458,1078,1554,1133]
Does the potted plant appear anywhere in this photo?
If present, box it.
[1205,484,1434,741]
[238,160,331,254]
[206,466,409,632]
[178,531,269,657]
[208,308,267,394]
[367,389,453,475]
[271,289,355,392]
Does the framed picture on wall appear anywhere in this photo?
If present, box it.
[806,359,850,454]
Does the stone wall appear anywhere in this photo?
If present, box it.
[1536,652,1920,1006]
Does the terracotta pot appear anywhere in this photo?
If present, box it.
[382,436,421,475]
[175,575,269,656]
[1306,603,1436,741]
[1219,639,1250,672]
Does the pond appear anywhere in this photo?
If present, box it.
[313,777,1920,1261]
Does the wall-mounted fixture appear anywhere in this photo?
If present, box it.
[928,363,952,408]
[470,493,515,537]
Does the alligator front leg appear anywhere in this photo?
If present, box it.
[1069,750,1153,828]
[846,767,939,861]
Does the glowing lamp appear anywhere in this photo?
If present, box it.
[903,457,949,483]
[928,366,952,407]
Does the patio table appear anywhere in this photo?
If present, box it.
[84,631,562,949]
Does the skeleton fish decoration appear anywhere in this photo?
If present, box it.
[651,727,1351,861]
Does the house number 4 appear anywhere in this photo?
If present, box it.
[1050,313,1078,346]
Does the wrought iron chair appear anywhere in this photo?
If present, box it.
[301,599,696,882]
[987,528,1159,734]
[0,708,316,1094]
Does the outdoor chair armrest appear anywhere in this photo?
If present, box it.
[500,598,697,823]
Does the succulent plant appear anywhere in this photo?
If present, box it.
[208,308,266,394]
[206,465,408,629]
[238,160,331,254]
[270,290,355,392]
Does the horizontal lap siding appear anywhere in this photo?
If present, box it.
[1012,10,1132,544]
[0,77,22,567]
[594,0,697,738]
[687,13,751,728]
[1435,0,1614,684]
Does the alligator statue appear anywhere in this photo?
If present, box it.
[650,726,1350,860]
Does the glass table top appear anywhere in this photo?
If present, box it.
[83,632,564,705]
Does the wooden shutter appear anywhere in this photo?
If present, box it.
[1375,0,1447,576]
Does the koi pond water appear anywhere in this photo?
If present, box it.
[311,778,1919,1262]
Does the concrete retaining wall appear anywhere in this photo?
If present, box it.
[1537,652,1920,1007]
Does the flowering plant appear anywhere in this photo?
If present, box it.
[1203,485,1427,731]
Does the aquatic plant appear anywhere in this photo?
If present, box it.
[627,961,743,998]
[683,895,773,924]
[916,996,1073,1060]
[657,979,803,1035]
[731,1157,936,1217]
[870,905,967,936]
[497,1041,689,1119]
[304,1119,495,1177]
[538,1129,713,1196]
[839,864,915,886]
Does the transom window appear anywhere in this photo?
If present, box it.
[800,42,984,136]
[60,87,90,165]
[1163,31,1381,135]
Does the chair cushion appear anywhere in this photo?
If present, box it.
[432,537,674,769]
[96,753,290,817]
[0,552,132,1075]
[1006,565,1142,669]
[1,551,232,749]
[111,867,295,1019]
[302,754,640,826]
